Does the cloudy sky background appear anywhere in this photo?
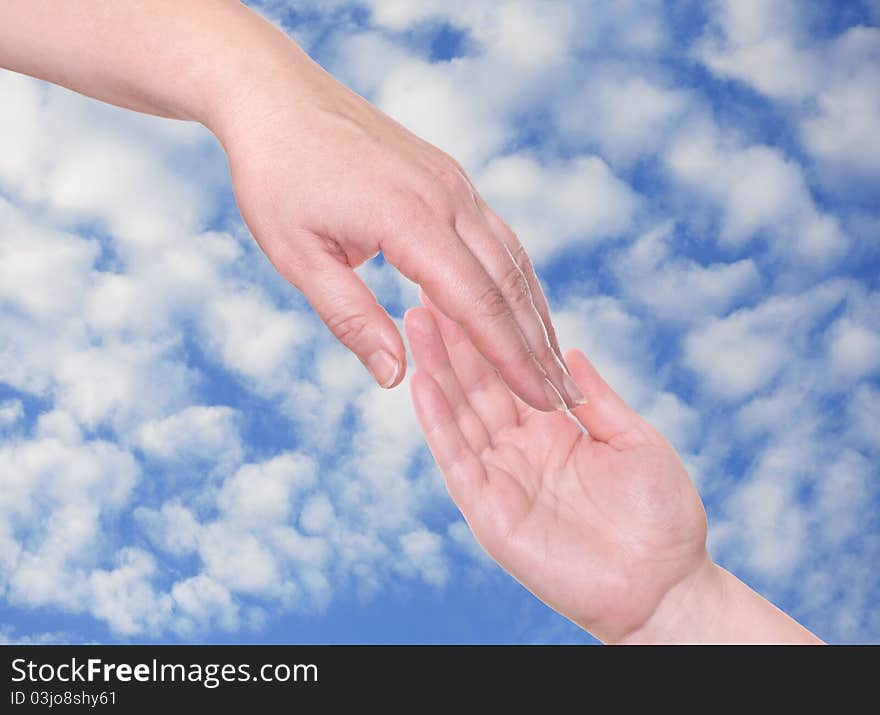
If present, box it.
[1,0,878,644]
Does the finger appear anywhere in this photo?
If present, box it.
[477,199,565,366]
[454,209,585,410]
[294,243,405,389]
[404,307,491,454]
[410,369,486,514]
[385,225,564,412]
[565,349,660,448]
[419,291,520,434]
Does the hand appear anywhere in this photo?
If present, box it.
[217,54,579,410]
[0,1,575,411]
[404,301,709,643]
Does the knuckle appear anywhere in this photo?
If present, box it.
[510,340,539,373]
[429,159,468,194]
[511,243,534,275]
[499,263,532,309]
[535,339,557,365]
[325,310,371,346]
[405,187,455,226]
[474,284,512,323]
[440,150,467,173]
[404,190,437,221]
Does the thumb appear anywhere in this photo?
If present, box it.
[295,248,406,388]
[565,349,659,448]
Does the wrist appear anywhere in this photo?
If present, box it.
[615,556,824,644]
[615,554,725,645]
[191,3,328,145]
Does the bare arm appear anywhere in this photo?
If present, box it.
[0,1,577,410]
[0,0,281,127]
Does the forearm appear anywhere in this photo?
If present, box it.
[617,557,824,645]
[0,0,315,137]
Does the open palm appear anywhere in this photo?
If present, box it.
[405,305,709,643]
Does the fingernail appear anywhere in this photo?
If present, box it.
[367,350,400,388]
[558,353,573,376]
[562,373,587,406]
[543,378,566,411]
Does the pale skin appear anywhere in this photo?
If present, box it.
[2,2,824,644]
[405,300,824,644]
[0,0,582,411]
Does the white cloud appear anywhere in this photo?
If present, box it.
[171,575,240,635]
[135,501,202,557]
[54,340,195,431]
[1,436,140,615]
[684,313,789,400]
[847,384,880,451]
[0,437,139,521]
[326,1,668,172]
[198,524,283,597]
[613,224,761,321]
[815,450,874,546]
[0,71,209,246]
[343,374,446,535]
[0,198,98,319]
[717,457,809,577]
[665,120,847,262]
[82,231,243,341]
[477,153,638,264]
[825,317,880,381]
[695,0,821,101]
[137,406,243,466]
[554,294,655,409]
[88,549,173,637]
[299,493,337,535]
[372,56,512,168]
[556,70,689,165]
[641,391,701,453]
[34,410,82,445]
[696,1,880,175]
[0,0,877,645]
[217,453,316,527]
[200,288,314,383]
[466,1,578,67]
[683,281,848,399]
[801,27,880,173]
[0,399,23,428]
[398,529,448,587]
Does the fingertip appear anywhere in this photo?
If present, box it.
[388,351,407,389]
[418,287,431,309]
[561,348,649,445]
[403,306,440,360]
[297,251,407,390]
[358,316,406,390]
[366,341,407,390]
[564,349,597,380]
[409,370,449,430]
[563,349,602,407]
[563,348,586,365]
[403,305,434,338]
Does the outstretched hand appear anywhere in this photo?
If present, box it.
[221,54,577,412]
[0,0,574,412]
[405,302,709,643]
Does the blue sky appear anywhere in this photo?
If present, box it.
[0,0,878,644]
